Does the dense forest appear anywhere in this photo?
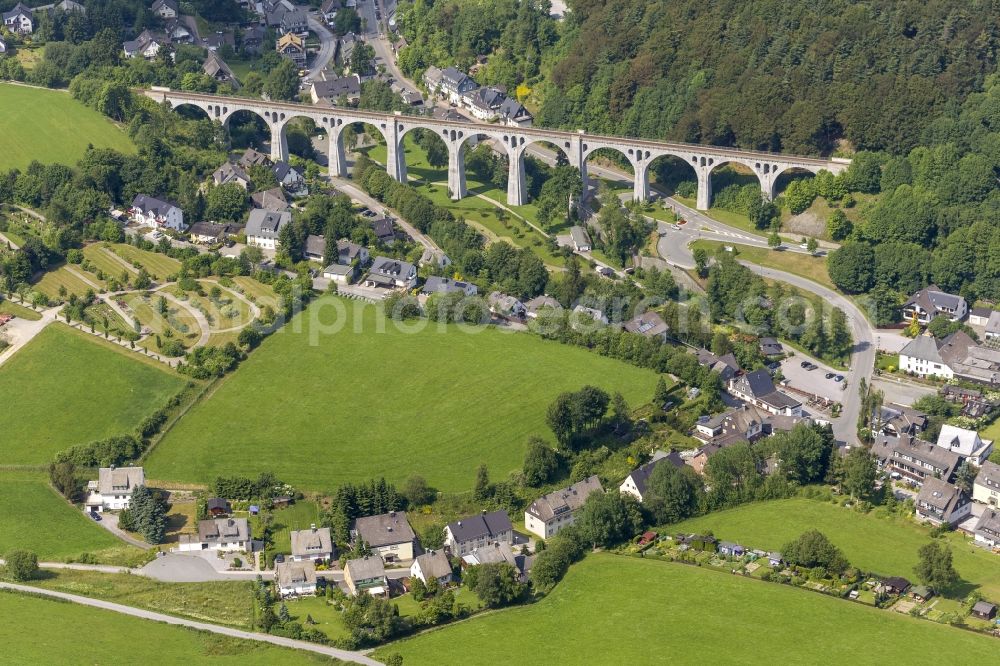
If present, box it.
[540,0,1000,155]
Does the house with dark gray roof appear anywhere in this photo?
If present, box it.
[245,209,291,250]
[728,369,802,416]
[569,225,592,252]
[915,477,971,526]
[694,348,742,382]
[130,194,184,230]
[872,434,960,486]
[876,402,928,437]
[85,466,145,513]
[973,460,1000,506]
[3,2,33,34]
[344,555,387,596]
[758,337,784,357]
[310,74,361,105]
[902,285,967,324]
[619,452,686,503]
[352,511,415,561]
[272,160,304,190]
[525,476,603,539]
[250,187,288,212]
[437,66,478,104]
[973,508,1000,548]
[151,0,178,20]
[624,311,669,341]
[212,161,250,189]
[899,333,952,379]
[499,97,533,127]
[410,550,452,585]
[188,221,235,244]
[364,256,417,291]
[290,524,334,562]
[444,510,513,556]
[239,148,271,168]
[462,86,506,120]
[303,234,327,263]
[203,52,239,88]
[421,276,477,297]
[280,8,308,35]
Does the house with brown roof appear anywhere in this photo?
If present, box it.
[178,518,251,552]
[344,555,388,596]
[623,311,669,341]
[276,561,317,597]
[872,434,960,486]
[973,461,1000,507]
[352,511,416,562]
[290,524,334,562]
[973,508,1000,549]
[84,466,145,513]
[902,285,967,324]
[525,476,603,539]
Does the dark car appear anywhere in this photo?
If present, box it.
[766,361,781,371]
[89,512,102,522]
[800,360,811,368]
[825,372,835,379]
[274,553,285,564]
[834,374,845,382]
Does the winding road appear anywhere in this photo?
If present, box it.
[305,15,337,83]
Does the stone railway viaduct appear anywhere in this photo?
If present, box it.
[143,88,850,210]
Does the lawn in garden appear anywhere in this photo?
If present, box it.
[146,297,662,492]
[0,323,186,464]
[0,83,135,171]
[379,553,997,664]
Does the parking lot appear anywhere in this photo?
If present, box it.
[778,355,848,402]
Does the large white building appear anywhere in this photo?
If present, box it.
[444,511,513,556]
[898,333,954,379]
[84,466,145,513]
[974,461,1000,506]
[245,209,291,250]
[130,194,184,231]
[936,425,993,466]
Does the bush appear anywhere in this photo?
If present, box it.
[4,550,39,581]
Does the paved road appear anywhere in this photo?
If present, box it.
[0,581,383,665]
[155,288,212,347]
[305,15,337,83]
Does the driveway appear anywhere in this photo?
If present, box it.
[779,356,847,402]
[0,582,382,665]
[140,552,246,582]
[97,512,153,550]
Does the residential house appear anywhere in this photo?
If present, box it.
[123,30,164,60]
[371,217,396,244]
[444,510,513,557]
[251,187,288,212]
[204,31,235,52]
[875,402,928,436]
[53,0,85,13]
[462,86,505,120]
[569,225,592,252]
[276,32,306,66]
[264,0,294,28]
[693,348,742,382]
[303,234,326,263]
[310,74,361,105]
[188,221,233,244]
[212,162,251,189]
[914,477,972,526]
[768,552,784,568]
[694,404,768,445]
[525,476,603,539]
[974,509,1000,549]
[242,25,266,54]
[437,67,478,105]
[624,311,669,341]
[320,0,341,23]
[935,424,993,465]
[203,52,240,89]
[969,307,995,327]
[280,8,308,35]
[938,330,1000,386]
[272,160,304,190]
[972,600,997,620]
[909,585,934,602]
[364,257,417,291]
[676,534,717,552]
[759,337,784,357]
[290,524,335,562]
[872,434,961,486]
[524,295,561,319]
[352,511,416,562]
[728,369,803,417]
[239,148,272,169]
[206,498,231,516]
[151,0,178,20]
[619,451,685,503]
[420,276,478,297]
[130,194,184,230]
[899,333,952,379]
[245,209,291,250]
[986,311,1000,341]
[338,31,358,68]
[498,97,533,127]
[880,577,911,596]
[84,466,145,513]
[572,304,608,325]
[275,561,317,598]
[940,385,995,418]
[973,461,1000,506]
[322,262,355,284]
[344,556,388,596]
[3,2,33,34]
[410,550,453,586]
[178,518,251,551]
[488,291,526,319]
[423,65,444,94]
[461,542,521,572]
[902,286,968,325]
[165,18,193,43]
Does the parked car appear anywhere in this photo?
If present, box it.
[88,512,101,522]
[800,361,811,368]
[834,374,845,382]
[825,372,835,379]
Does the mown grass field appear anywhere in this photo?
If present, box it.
[111,243,182,280]
[0,298,41,320]
[670,497,1000,599]
[83,243,138,279]
[33,263,103,298]
[0,591,336,665]
[0,324,186,464]
[0,471,127,561]
[691,239,835,290]
[379,554,997,664]
[147,296,662,492]
[29,569,255,628]
[0,83,135,171]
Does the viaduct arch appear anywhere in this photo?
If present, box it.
[144,88,850,210]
